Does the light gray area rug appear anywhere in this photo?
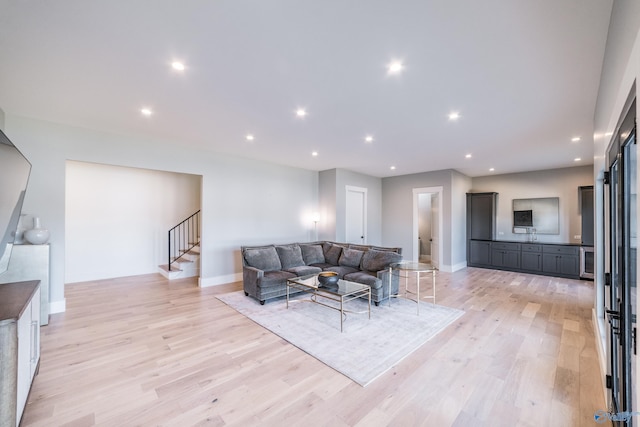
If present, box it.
[217,291,464,386]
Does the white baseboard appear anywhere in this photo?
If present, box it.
[49,299,66,314]
[199,272,242,287]
[439,261,467,273]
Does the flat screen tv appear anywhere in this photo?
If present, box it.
[513,209,533,227]
[0,129,31,275]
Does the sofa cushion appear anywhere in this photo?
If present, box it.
[325,265,359,278]
[275,244,305,269]
[260,270,296,287]
[244,246,282,272]
[300,244,325,265]
[361,249,402,272]
[344,271,382,289]
[348,244,371,253]
[323,243,344,265]
[339,248,364,268]
[285,265,322,276]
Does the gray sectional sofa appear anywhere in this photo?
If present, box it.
[241,241,403,305]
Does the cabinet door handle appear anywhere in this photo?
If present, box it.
[31,320,38,363]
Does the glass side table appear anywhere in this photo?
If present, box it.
[388,261,437,315]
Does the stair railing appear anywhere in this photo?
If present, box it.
[168,210,200,271]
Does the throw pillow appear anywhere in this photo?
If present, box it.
[339,248,364,268]
[275,245,305,269]
[243,246,282,272]
[300,244,325,265]
[361,249,402,272]
[323,244,343,265]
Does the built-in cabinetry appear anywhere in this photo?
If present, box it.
[468,240,580,278]
[0,280,41,427]
[467,191,581,279]
[0,245,50,325]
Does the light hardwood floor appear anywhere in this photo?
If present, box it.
[21,267,605,426]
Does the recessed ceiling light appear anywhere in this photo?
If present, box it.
[141,108,153,117]
[246,134,255,141]
[311,151,318,157]
[387,61,403,74]
[465,154,472,158]
[605,131,613,137]
[448,112,460,121]
[365,135,374,143]
[574,157,582,162]
[171,61,185,71]
[571,137,581,142]
[489,168,495,172]
[296,108,307,117]
[390,166,396,170]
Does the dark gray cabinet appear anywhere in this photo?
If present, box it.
[491,242,520,269]
[469,240,491,266]
[520,244,542,272]
[467,240,580,279]
[541,245,580,277]
[467,193,497,240]
[580,186,594,246]
[467,193,497,268]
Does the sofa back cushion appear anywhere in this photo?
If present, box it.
[339,248,364,268]
[275,244,305,269]
[244,246,282,272]
[300,244,325,265]
[323,243,344,265]
[361,249,402,272]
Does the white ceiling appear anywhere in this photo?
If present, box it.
[0,0,613,178]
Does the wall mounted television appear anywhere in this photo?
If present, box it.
[513,209,534,227]
[0,129,31,275]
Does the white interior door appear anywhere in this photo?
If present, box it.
[431,192,440,269]
[346,186,367,244]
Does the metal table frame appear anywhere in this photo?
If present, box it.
[388,261,437,315]
[286,274,371,332]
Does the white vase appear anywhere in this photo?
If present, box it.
[25,217,50,245]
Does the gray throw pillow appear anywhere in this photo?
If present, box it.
[339,248,364,268]
[275,245,305,269]
[323,244,343,265]
[244,246,282,272]
[300,244,325,265]
[361,249,402,272]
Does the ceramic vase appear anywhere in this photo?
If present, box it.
[24,217,50,245]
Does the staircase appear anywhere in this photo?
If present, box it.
[158,210,201,280]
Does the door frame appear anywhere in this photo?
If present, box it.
[345,185,367,244]
[413,186,443,266]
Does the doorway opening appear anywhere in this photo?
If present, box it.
[413,187,443,269]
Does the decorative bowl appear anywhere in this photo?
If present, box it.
[318,271,339,287]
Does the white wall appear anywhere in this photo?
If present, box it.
[317,168,383,245]
[335,169,382,245]
[65,161,201,283]
[4,115,318,311]
[382,169,466,271]
[471,166,593,244]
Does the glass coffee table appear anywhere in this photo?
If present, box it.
[286,273,371,332]
[388,261,437,315]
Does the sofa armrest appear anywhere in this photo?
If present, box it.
[243,266,264,299]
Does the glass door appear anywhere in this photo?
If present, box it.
[607,99,636,425]
[623,132,637,420]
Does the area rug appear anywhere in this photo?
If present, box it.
[217,291,464,386]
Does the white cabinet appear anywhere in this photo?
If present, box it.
[16,287,40,425]
[0,281,41,427]
[0,244,50,325]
